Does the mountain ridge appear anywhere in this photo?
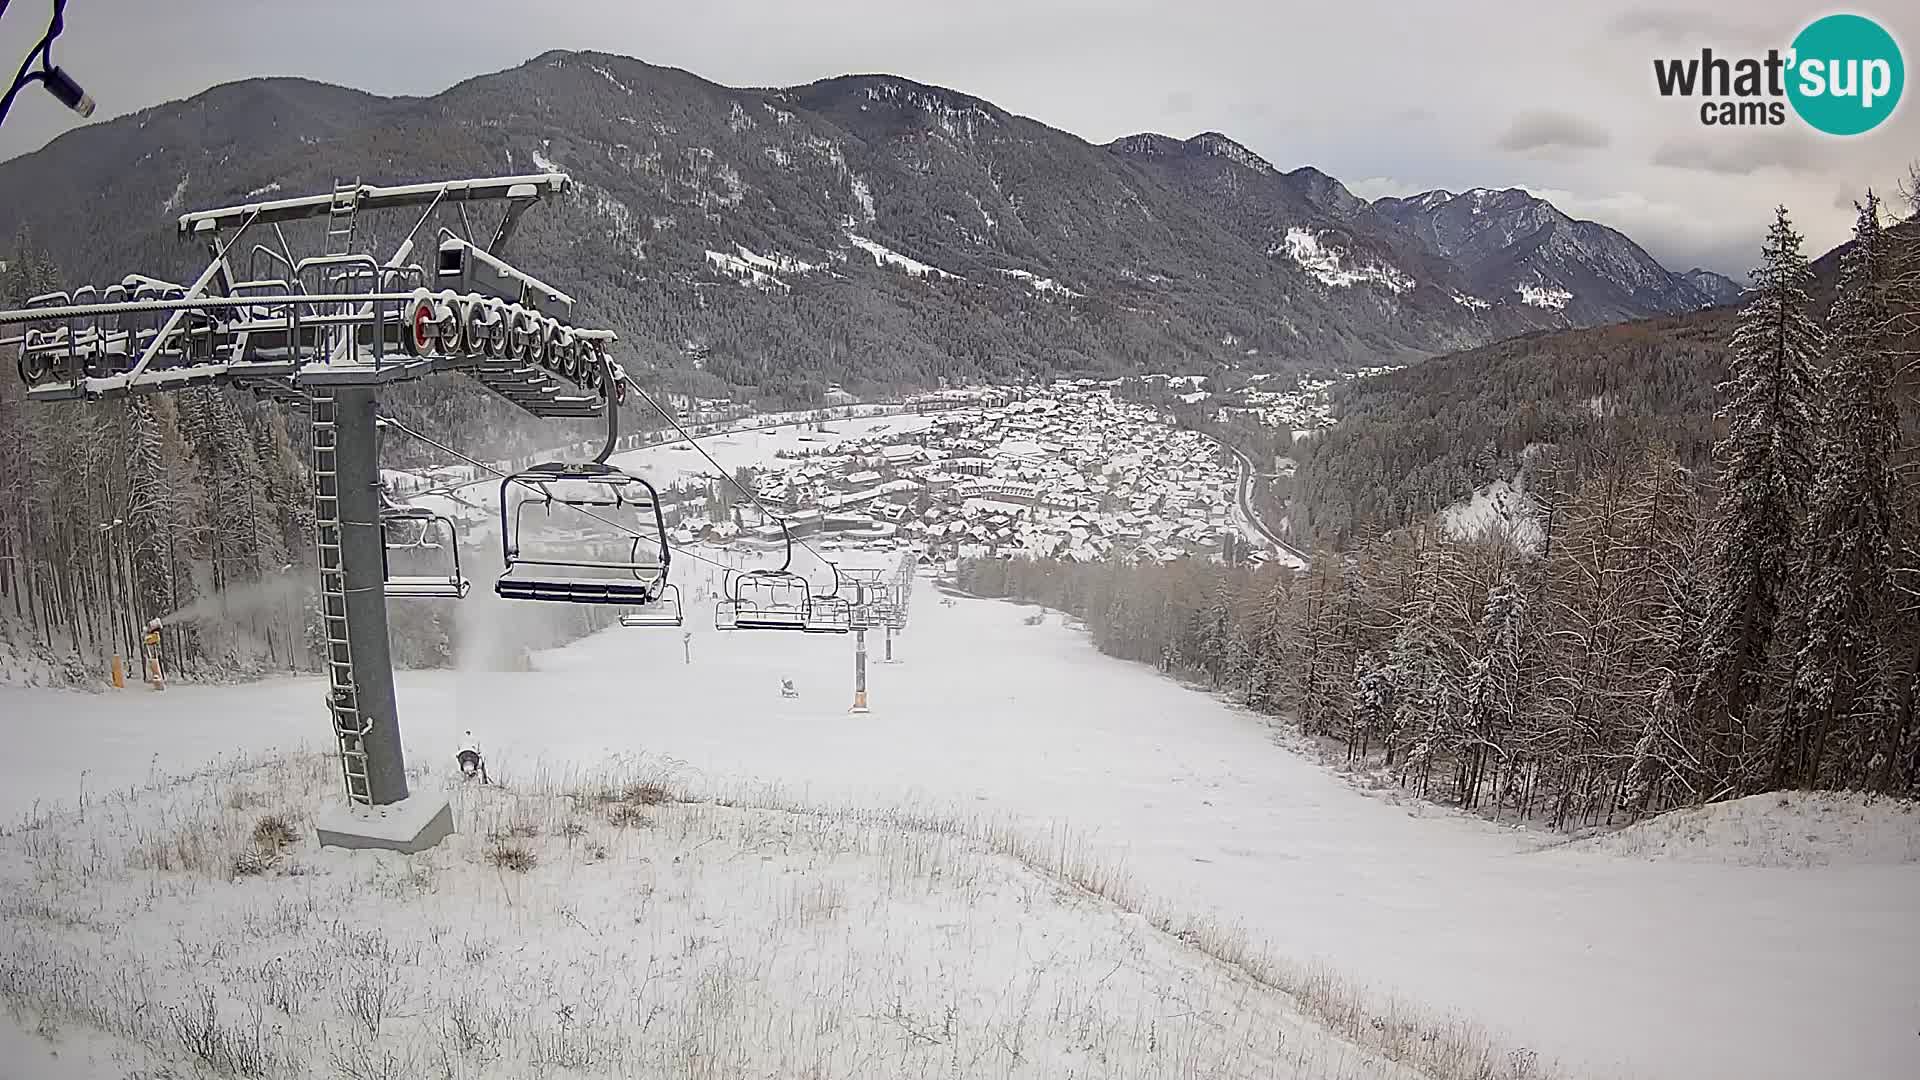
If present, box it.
[0,50,1727,399]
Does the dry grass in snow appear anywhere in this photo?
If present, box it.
[1567,789,1920,868]
[1,754,1566,1080]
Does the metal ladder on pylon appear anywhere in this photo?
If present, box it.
[324,178,362,365]
[312,390,372,804]
[326,178,361,256]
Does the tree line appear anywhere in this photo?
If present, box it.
[961,193,1920,822]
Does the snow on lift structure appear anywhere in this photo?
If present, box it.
[4,174,617,415]
[495,383,673,607]
[381,505,469,599]
[714,521,846,633]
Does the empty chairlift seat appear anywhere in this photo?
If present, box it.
[381,507,470,599]
[496,461,671,605]
[716,570,814,631]
[619,583,684,628]
[803,595,851,634]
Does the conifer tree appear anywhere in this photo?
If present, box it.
[1787,193,1897,789]
[1691,206,1822,793]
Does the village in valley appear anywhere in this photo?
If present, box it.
[384,369,1381,570]
[658,372,1368,566]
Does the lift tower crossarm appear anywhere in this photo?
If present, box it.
[177,173,571,236]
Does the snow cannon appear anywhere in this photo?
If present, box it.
[141,620,166,690]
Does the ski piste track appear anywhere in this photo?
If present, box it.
[3,557,1914,1080]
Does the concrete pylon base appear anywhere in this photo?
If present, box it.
[315,795,454,854]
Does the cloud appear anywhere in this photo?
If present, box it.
[1494,111,1611,153]
[1829,185,1889,213]
[1607,9,1773,48]
[1650,134,1822,175]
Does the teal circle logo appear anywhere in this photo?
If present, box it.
[1787,14,1904,135]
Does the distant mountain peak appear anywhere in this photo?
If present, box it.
[1106,131,1276,173]
[1400,186,1542,209]
[1366,184,1714,319]
[1283,166,1366,218]
[1403,189,1455,210]
[1186,132,1276,173]
[1681,267,1745,306]
[1106,132,1184,156]
[809,74,999,116]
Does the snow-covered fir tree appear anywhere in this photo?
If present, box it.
[1459,571,1526,808]
[1350,650,1396,763]
[1690,206,1822,793]
[1785,192,1898,790]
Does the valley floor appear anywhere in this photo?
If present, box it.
[2,558,1916,1080]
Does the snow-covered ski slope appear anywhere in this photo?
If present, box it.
[4,751,1427,1080]
[4,570,1913,1080]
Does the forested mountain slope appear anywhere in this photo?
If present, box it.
[0,50,1726,399]
[1288,218,1916,549]
[1292,312,1733,548]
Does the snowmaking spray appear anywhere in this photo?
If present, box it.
[154,569,306,627]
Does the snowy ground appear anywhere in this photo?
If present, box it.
[1,754,1422,1080]
[0,620,90,688]
[1439,478,1543,550]
[1566,790,1920,868]
[3,552,1916,1079]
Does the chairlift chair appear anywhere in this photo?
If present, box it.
[715,569,813,631]
[381,507,470,599]
[619,583,684,628]
[837,574,889,630]
[847,600,872,631]
[496,461,672,605]
[804,595,851,634]
[486,349,669,606]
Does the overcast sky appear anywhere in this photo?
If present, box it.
[2,0,1914,278]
